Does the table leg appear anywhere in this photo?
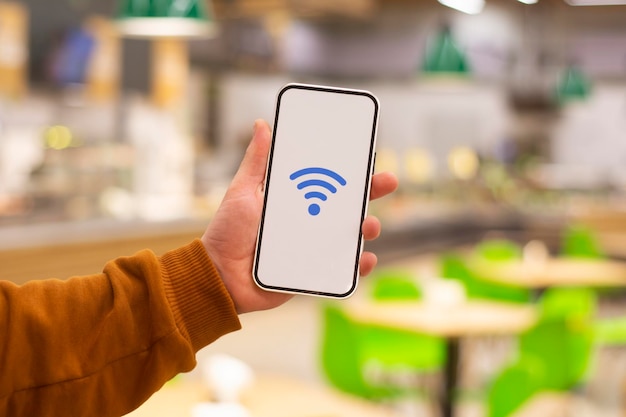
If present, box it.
[441,337,460,417]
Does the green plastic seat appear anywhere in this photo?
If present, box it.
[487,288,597,416]
[594,316,626,346]
[519,319,594,390]
[540,286,596,322]
[560,224,605,259]
[359,324,446,399]
[519,287,597,390]
[487,357,545,417]
[370,269,422,301]
[365,270,445,398]
[359,323,446,374]
[319,303,446,401]
[440,252,531,304]
[319,305,379,399]
[474,239,523,262]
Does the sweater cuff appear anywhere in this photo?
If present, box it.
[160,239,242,352]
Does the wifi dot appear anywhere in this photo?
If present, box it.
[308,204,321,216]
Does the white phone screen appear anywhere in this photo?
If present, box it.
[253,84,379,298]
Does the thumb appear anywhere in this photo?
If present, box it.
[234,119,272,186]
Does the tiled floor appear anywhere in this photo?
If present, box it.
[197,295,325,383]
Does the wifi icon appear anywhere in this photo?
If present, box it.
[290,167,347,216]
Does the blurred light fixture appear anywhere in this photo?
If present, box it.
[437,0,485,14]
[405,148,434,184]
[44,125,74,150]
[116,0,217,38]
[518,0,538,4]
[448,147,479,181]
[556,65,592,103]
[422,26,470,75]
[375,148,400,176]
[565,0,626,5]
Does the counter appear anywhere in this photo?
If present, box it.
[0,218,207,284]
[0,206,560,284]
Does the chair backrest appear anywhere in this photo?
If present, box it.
[561,224,605,259]
[540,286,596,322]
[595,316,626,346]
[319,303,446,401]
[370,269,422,301]
[359,324,446,373]
[319,304,373,398]
[489,288,598,416]
[475,239,523,262]
[487,358,544,417]
[519,287,597,390]
[440,252,531,304]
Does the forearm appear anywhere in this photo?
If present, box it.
[0,240,241,416]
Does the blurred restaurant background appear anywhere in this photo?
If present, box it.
[2,0,626,416]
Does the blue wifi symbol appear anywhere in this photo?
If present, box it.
[290,167,347,216]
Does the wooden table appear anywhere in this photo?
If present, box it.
[344,299,539,417]
[125,375,402,417]
[468,258,626,290]
[344,299,538,338]
[510,392,571,417]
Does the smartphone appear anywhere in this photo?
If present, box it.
[253,83,379,298]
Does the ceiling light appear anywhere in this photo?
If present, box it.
[116,0,217,38]
[422,26,471,75]
[437,0,485,15]
[556,65,592,103]
[518,0,539,4]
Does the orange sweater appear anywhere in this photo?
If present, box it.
[0,239,242,416]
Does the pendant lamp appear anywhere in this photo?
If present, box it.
[116,0,216,38]
[422,26,470,75]
[556,65,591,103]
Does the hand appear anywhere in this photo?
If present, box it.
[202,119,398,314]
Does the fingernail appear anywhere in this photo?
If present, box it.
[253,120,260,135]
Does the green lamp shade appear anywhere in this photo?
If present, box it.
[556,66,591,103]
[422,27,470,75]
[117,0,216,38]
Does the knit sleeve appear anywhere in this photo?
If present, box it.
[0,239,241,417]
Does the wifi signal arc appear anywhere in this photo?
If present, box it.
[289,167,347,185]
[304,191,327,201]
[289,167,347,216]
[297,179,338,193]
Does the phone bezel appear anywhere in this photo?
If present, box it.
[252,83,379,298]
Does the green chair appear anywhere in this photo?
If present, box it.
[440,252,531,304]
[474,239,523,262]
[560,224,605,259]
[595,316,626,346]
[487,357,545,417]
[486,287,598,416]
[370,269,422,301]
[366,270,445,398]
[540,286,596,322]
[520,287,597,390]
[518,318,594,391]
[319,304,379,399]
[358,323,446,399]
[319,302,446,402]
